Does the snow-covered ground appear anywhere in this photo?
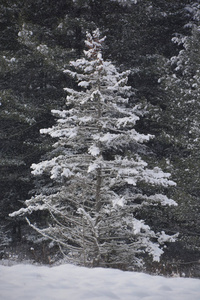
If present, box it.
[0,263,199,300]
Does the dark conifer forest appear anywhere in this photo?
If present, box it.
[0,0,200,277]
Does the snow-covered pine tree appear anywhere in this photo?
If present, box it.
[10,29,178,269]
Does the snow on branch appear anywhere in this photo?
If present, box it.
[10,28,178,269]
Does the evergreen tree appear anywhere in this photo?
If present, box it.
[154,2,200,260]
[0,2,70,253]
[11,30,177,269]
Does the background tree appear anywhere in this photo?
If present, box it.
[0,1,71,258]
[11,30,178,270]
[152,2,200,266]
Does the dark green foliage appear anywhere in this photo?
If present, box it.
[0,0,200,275]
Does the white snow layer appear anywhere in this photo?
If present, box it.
[0,263,199,300]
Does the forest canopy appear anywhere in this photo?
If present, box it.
[0,0,200,277]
